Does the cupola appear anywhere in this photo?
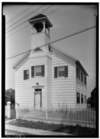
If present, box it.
[28,14,53,52]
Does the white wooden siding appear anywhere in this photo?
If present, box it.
[75,65,87,109]
[51,53,76,109]
[15,54,51,110]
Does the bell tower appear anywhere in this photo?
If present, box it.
[28,14,53,53]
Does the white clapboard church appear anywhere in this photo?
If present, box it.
[13,14,88,113]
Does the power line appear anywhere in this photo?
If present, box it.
[7,5,64,37]
[6,25,96,60]
[6,5,43,30]
[6,6,30,25]
[6,6,51,33]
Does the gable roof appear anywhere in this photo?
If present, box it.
[13,50,31,69]
[50,46,88,76]
[13,46,88,76]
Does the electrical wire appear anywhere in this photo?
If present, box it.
[6,6,51,33]
[6,5,64,37]
[6,6,30,25]
[6,25,96,60]
[6,5,43,29]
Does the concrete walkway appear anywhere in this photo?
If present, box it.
[5,124,71,136]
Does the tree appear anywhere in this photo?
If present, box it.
[5,89,15,105]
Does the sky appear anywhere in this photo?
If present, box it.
[3,4,97,97]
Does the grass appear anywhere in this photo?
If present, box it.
[8,119,96,137]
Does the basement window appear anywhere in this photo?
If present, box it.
[23,70,29,80]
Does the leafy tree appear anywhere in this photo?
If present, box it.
[5,89,15,105]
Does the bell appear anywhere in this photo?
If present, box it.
[34,22,43,32]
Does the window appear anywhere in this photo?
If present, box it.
[81,71,83,82]
[76,92,80,104]
[23,70,29,80]
[81,94,83,103]
[84,76,87,85]
[31,65,44,77]
[76,67,80,79]
[54,66,68,78]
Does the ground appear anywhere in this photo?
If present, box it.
[5,119,96,137]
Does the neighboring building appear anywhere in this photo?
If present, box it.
[91,88,96,109]
[13,14,88,112]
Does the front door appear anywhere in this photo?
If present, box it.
[34,89,42,110]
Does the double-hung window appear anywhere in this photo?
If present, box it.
[76,67,80,79]
[31,65,44,77]
[81,71,83,82]
[84,76,87,85]
[54,66,68,78]
[81,94,83,103]
[23,70,29,80]
[77,92,80,104]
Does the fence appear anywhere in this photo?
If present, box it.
[47,108,96,128]
[16,106,96,128]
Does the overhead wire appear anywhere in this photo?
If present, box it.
[6,5,51,33]
[6,25,96,60]
[6,5,64,37]
[6,6,30,25]
[6,5,43,30]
